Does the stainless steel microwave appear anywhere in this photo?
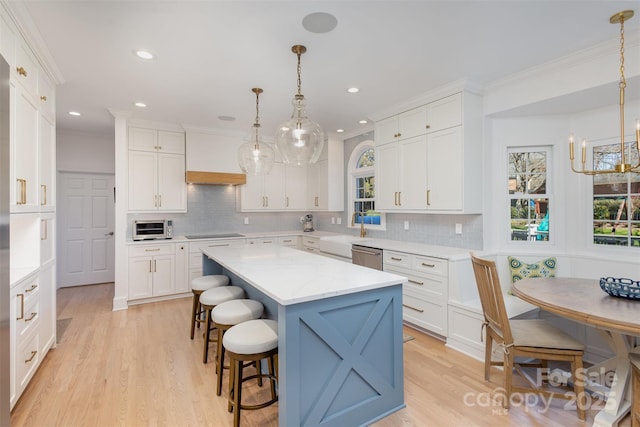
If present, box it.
[133,220,173,241]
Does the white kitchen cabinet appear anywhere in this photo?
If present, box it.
[374,90,482,214]
[38,110,55,211]
[306,138,344,211]
[375,105,427,146]
[301,236,320,253]
[128,127,186,212]
[128,243,175,300]
[383,250,448,337]
[10,79,39,212]
[285,165,307,210]
[277,235,298,248]
[40,213,55,266]
[247,237,277,245]
[240,163,286,211]
[175,243,189,294]
[376,135,428,211]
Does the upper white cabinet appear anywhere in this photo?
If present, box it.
[128,127,187,212]
[240,163,287,211]
[307,138,344,212]
[38,111,55,211]
[375,91,482,213]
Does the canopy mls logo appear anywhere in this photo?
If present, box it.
[463,367,613,415]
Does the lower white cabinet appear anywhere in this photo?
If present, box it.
[128,243,175,300]
[301,236,319,253]
[175,243,189,294]
[383,250,448,337]
[188,238,246,283]
[277,235,298,248]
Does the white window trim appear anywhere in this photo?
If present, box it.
[348,140,386,231]
[506,146,552,245]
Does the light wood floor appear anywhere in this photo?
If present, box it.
[10,283,632,426]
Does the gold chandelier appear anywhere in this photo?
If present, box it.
[569,10,640,175]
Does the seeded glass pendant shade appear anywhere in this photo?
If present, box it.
[275,45,324,166]
[238,88,275,175]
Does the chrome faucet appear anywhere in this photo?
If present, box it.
[351,211,367,238]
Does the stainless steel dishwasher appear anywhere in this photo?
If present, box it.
[351,245,383,270]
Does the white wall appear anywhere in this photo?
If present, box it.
[57,129,115,173]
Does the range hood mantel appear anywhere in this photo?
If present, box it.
[185,170,246,185]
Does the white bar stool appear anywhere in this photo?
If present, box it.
[211,299,264,396]
[200,286,245,363]
[190,275,229,339]
[223,319,278,427]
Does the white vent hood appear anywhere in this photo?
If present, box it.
[184,127,246,185]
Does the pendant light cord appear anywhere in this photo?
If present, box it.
[296,51,303,96]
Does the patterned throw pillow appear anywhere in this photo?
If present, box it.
[508,256,557,283]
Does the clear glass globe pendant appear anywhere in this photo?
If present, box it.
[238,88,275,175]
[275,45,324,166]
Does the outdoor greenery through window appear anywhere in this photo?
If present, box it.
[592,141,640,247]
[349,142,384,229]
[508,148,550,242]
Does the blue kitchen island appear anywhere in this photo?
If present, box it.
[202,244,406,427]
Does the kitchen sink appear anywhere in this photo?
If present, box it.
[184,233,245,239]
[318,235,367,258]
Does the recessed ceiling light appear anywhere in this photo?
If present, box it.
[134,102,147,108]
[346,87,359,93]
[302,12,338,34]
[336,129,344,133]
[134,49,155,60]
[69,111,81,116]
[359,119,368,124]
[218,115,236,122]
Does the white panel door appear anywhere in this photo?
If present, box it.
[58,172,115,287]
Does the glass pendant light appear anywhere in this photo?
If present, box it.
[238,88,275,175]
[275,45,324,166]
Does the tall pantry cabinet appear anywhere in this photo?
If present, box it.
[1,3,59,409]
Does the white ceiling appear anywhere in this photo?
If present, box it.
[19,0,640,137]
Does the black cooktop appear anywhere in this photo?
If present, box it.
[185,233,245,239]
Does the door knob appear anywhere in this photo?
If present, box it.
[105,231,114,236]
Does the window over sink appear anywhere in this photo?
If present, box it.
[349,141,385,230]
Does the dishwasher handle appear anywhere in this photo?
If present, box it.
[351,247,381,256]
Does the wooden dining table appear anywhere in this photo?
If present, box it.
[512,277,640,427]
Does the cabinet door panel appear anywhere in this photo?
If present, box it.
[376,142,399,210]
[285,165,307,210]
[375,115,398,146]
[399,136,427,210]
[241,173,265,210]
[426,93,462,133]
[263,163,285,210]
[427,127,462,210]
[128,257,153,299]
[128,127,157,151]
[157,153,186,211]
[11,82,39,211]
[39,113,55,210]
[398,105,427,139]
[128,151,157,211]
[152,255,175,296]
[158,131,185,154]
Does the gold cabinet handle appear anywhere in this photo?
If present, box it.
[286,196,289,208]
[16,179,26,204]
[40,95,47,101]
[402,303,424,313]
[24,350,37,363]
[145,248,161,252]
[25,283,38,293]
[391,256,402,261]
[397,132,401,138]
[41,219,47,240]
[426,189,431,206]
[408,279,424,286]
[158,194,162,207]
[16,66,27,77]
[149,260,152,273]
[154,259,157,273]
[425,124,430,129]
[421,262,435,268]
[264,240,273,244]
[16,294,24,320]
[24,312,37,322]
[154,195,158,207]
[207,243,230,248]
[398,191,401,206]
[265,196,268,207]
[41,184,47,205]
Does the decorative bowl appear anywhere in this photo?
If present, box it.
[599,277,640,300]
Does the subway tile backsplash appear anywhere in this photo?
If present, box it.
[130,184,482,249]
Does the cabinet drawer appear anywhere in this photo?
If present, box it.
[402,271,447,298]
[402,290,447,336]
[383,251,410,269]
[247,237,276,245]
[17,331,40,391]
[189,239,245,253]
[15,296,39,340]
[129,243,174,257]
[301,237,319,248]
[412,255,447,276]
[277,236,298,247]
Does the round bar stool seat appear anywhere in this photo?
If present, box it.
[211,299,264,396]
[190,275,229,340]
[200,286,245,363]
[223,319,278,427]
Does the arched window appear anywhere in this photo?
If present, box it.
[348,141,385,230]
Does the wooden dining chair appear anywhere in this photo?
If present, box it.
[470,254,586,420]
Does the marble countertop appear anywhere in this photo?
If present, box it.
[202,244,407,305]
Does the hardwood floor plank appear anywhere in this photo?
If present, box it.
[9,283,631,426]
